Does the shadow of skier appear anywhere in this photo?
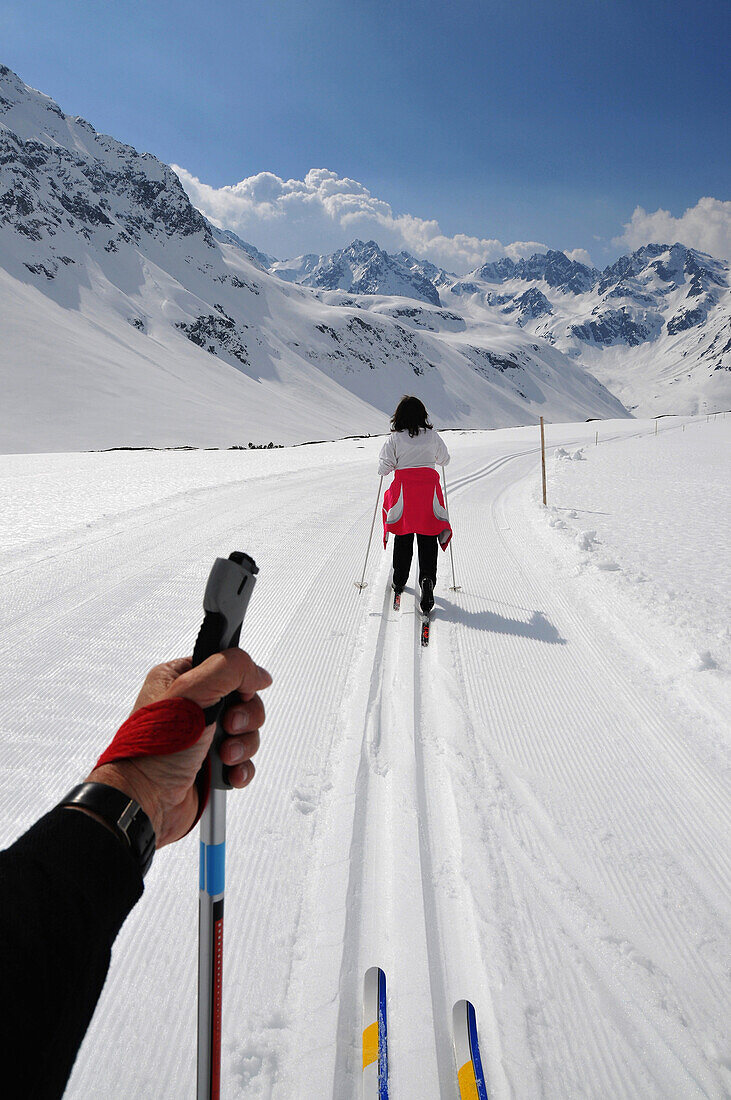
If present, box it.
[435,595,566,644]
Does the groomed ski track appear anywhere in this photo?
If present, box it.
[1,422,728,1098]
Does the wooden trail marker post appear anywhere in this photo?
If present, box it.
[540,416,547,506]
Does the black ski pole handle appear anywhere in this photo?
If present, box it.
[191,552,259,790]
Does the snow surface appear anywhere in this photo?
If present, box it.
[1,418,729,1098]
[536,415,731,683]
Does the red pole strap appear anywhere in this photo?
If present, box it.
[95,697,210,828]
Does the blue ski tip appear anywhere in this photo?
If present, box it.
[363,967,389,1098]
[453,999,488,1099]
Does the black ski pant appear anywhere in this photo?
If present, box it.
[392,533,438,589]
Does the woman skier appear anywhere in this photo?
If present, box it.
[379,396,452,615]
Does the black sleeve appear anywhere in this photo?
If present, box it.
[0,806,144,1099]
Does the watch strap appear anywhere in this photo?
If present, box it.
[60,782,156,877]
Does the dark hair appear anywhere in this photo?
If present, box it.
[390,395,432,437]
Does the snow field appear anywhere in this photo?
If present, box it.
[0,419,728,1098]
[479,443,729,1098]
[533,413,730,726]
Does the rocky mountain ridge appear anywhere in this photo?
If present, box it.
[449,241,730,412]
[269,238,451,306]
[270,236,730,413]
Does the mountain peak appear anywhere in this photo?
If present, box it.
[211,227,277,268]
[270,237,443,305]
[473,250,597,294]
[0,65,211,252]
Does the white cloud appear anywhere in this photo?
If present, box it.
[614,197,731,262]
[565,247,595,267]
[172,165,547,274]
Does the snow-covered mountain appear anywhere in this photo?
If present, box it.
[210,226,276,271]
[270,239,453,306]
[474,250,599,295]
[448,245,731,414]
[275,240,730,415]
[0,65,626,453]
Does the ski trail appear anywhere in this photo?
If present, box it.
[337,580,441,1098]
[331,576,395,1093]
[4,423,726,1099]
[434,443,730,1098]
[282,552,443,1098]
[411,606,470,1098]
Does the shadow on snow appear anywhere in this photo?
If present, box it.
[436,594,566,644]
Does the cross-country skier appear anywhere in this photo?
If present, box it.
[379,396,452,614]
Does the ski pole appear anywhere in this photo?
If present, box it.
[355,476,383,592]
[441,466,461,591]
[193,552,259,1100]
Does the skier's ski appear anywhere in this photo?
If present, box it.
[393,591,401,611]
[421,612,430,647]
[363,967,389,1099]
[453,999,488,1099]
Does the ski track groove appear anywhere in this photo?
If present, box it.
[327,575,394,1095]
[410,597,454,1099]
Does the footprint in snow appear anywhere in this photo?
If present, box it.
[292,787,318,814]
[690,650,718,671]
[576,529,598,551]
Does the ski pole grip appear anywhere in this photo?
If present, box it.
[191,552,259,790]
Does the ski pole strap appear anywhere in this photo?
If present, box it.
[95,698,210,830]
[96,698,206,768]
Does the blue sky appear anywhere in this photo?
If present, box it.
[2,0,729,269]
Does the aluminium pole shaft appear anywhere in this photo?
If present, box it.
[441,465,460,591]
[197,789,227,1099]
[355,476,384,591]
[193,553,259,1100]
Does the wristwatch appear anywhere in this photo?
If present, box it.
[60,782,156,877]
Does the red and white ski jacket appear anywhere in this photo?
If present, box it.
[382,466,452,549]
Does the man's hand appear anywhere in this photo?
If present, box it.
[86,650,272,848]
